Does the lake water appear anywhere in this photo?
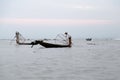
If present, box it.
[0,39,120,80]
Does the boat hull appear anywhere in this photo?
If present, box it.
[35,40,71,48]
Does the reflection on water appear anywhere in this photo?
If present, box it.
[0,40,120,80]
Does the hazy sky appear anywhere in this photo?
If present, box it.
[0,0,120,39]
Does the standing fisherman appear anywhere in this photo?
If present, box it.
[64,32,72,47]
[16,32,20,44]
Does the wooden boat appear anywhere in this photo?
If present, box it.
[86,38,92,41]
[31,39,71,48]
[15,32,72,48]
[17,42,32,45]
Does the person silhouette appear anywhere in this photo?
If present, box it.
[64,32,72,46]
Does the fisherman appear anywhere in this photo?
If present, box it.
[64,32,72,47]
[15,32,20,44]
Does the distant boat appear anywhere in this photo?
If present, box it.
[86,38,92,41]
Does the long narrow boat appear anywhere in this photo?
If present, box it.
[15,32,72,48]
[17,43,32,45]
[31,40,71,48]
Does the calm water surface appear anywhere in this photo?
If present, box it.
[0,40,120,80]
